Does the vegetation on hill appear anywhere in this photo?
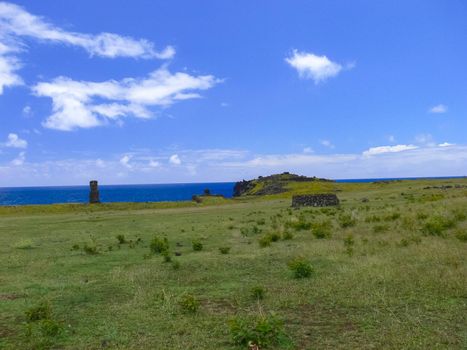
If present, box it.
[0,178,466,349]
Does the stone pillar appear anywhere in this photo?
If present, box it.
[89,180,100,204]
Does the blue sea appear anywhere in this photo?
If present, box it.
[0,176,463,206]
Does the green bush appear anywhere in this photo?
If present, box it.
[455,229,467,242]
[373,224,389,233]
[229,313,289,348]
[282,231,294,240]
[452,209,466,222]
[288,219,312,231]
[71,244,80,251]
[258,234,272,247]
[338,213,356,228]
[219,246,231,254]
[150,236,169,254]
[270,232,281,242]
[251,286,265,300]
[116,234,127,244]
[344,234,355,256]
[25,302,52,322]
[422,216,456,236]
[288,257,314,279]
[38,319,62,337]
[383,212,401,221]
[311,220,332,239]
[83,243,98,255]
[192,240,203,251]
[179,294,200,313]
[172,260,181,270]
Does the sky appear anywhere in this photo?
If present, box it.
[0,0,466,186]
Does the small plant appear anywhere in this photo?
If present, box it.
[116,234,127,244]
[13,239,34,249]
[270,232,281,242]
[162,251,172,263]
[179,294,200,313]
[422,216,456,236]
[71,244,80,251]
[229,313,289,348]
[83,243,98,255]
[219,246,231,254]
[384,212,401,221]
[416,212,428,221]
[192,240,203,251]
[282,231,294,240]
[256,218,266,225]
[311,220,332,239]
[258,234,272,247]
[288,257,313,279]
[172,260,181,269]
[150,236,169,254]
[339,213,356,228]
[452,209,466,222]
[38,319,62,337]
[373,224,389,233]
[455,229,467,242]
[25,302,52,322]
[251,286,265,300]
[344,234,355,256]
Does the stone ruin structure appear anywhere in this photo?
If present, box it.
[89,180,100,204]
[292,194,339,207]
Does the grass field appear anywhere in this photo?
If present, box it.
[0,178,466,349]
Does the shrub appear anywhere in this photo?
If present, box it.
[455,229,467,242]
[338,213,356,228]
[83,243,98,255]
[13,239,34,249]
[25,302,52,322]
[344,234,355,256]
[179,294,200,313]
[150,236,169,254]
[192,240,203,251]
[365,215,381,223]
[162,251,172,263]
[452,209,467,222]
[258,235,272,247]
[229,313,289,348]
[288,257,314,279]
[116,234,126,244]
[219,247,231,254]
[416,212,428,221]
[172,260,181,270]
[282,231,294,240]
[311,220,332,239]
[71,244,80,251]
[251,286,265,300]
[384,212,401,221]
[422,216,456,236]
[373,224,389,233]
[38,319,62,337]
[256,218,266,225]
[288,219,312,231]
[270,232,281,242]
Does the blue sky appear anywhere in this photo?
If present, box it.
[0,0,466,186]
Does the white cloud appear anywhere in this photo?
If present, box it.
[362,144,418,156]
[11,151,25,165]
[4,133,27,148]
[1,145,466,186]
[438,142,454,147]
[33,68,219,130]
[429,104,447,114]
[119,155,131,168]
[303,147,313,154]
[0,2,174,95]
[388,135,396,143]
[169,154,181,165]
[415,133,435,146]
[285,50,349,83]
[320,140,334,148]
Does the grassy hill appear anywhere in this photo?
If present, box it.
[0,178,466,349]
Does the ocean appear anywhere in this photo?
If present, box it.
[0,176,463,206]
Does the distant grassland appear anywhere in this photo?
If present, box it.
[0,178,466,349]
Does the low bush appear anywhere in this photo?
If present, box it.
[172,260,181,269]
[251,286,265,300]
[455,229,467,242]
[288,257,314,279]
[229,313,290,348]
[116,234,127,244]
[179,294,200,313]
[150,236,169,254]
[422,216,456,236]
[258,234,272,247]
[338,213,356,228]
[373,224,389,233]
[383,212,401,221]
[192,240,203,251]
[270,232,281,242]
[344,234,355,256]
[83,243,98,255]
[219,246,231,254]
[282,231,294,240]
[311,220,332,239]
[25,302,52,322]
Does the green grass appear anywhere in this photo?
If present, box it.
[0,178,466,349]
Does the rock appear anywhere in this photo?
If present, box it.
[291,194,339,207]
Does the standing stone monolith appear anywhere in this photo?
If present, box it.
[89,180,100,204]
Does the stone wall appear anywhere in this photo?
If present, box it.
[291,194,339,207]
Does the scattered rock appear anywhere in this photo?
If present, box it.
[292,194,339,207]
